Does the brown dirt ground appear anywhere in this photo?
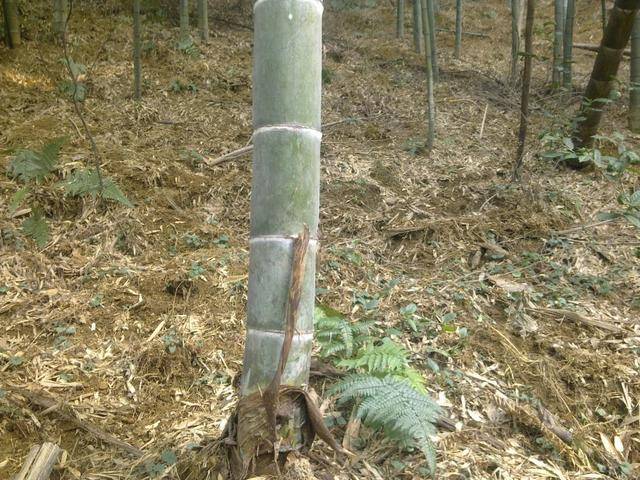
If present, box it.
[1,0,639,479]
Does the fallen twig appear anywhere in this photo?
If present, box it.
[552,218,618,235]
[532,307,623,333]
[574,42,630,58]
[7,386,143,457]
[436,27,489,38]
[204,115,383,167]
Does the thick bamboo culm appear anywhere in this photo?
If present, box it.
[426,0,439,82]
[574,0,640,149]
[179,0,189,42]
[510,0,520,84]
[198,0,209,42]
[2,0,21,48]
[239,0,322,413]
[53,0,68,42]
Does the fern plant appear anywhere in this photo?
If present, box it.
[315,304,441,475]
[330,374,441,475]
[314,304,373,359]
[61,169,133,207]
[338,338,427,393]
[6,138,133,247]
[9,137,65,182]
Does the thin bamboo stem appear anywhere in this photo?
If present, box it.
[420,0,435,149]
[454,0,462,58]
[133,0,142,100]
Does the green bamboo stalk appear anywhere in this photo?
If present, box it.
[2,0,20,48]
[573,0,640,155]
[563,0,575,91]
[630,15,640,132]
[454,0,462,58]
[420,0,435,149]
[425,0,438,82]
[551,0,564,88]
[601,0,607,34]
[510,0,520,84]
[413,0,423,53]
[236,0,322,470]
[179,0,190,43]
[198,0,208,43]
[133,0,142,100]
[396,0,405,38]
[53,0,68,42]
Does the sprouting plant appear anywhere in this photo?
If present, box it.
[6,138,133,247]
[213,234,229,247]
[184,232,204,249]
[170,78,198,92]
[8,138,65,247]
[188,261,206,279]
[352,290,379,311]
[162,329,182,354]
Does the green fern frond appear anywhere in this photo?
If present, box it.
[337,338,409,373]
[62,169,133,207]
[9,138,65,182]
[22,208,49,247]
[391,366,427,394]
[315,304,372,359]
[330,374,441,475]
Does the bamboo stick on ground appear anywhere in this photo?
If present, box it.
[13,443,62,480]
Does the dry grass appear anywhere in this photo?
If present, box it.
[1,0,639,479]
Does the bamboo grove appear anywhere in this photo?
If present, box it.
[391,0,640,172]
[2,1,640,478]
